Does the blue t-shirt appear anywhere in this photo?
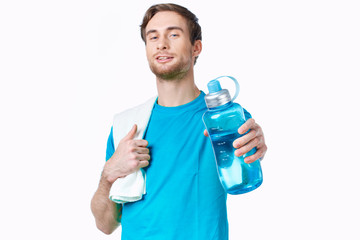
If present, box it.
[106,92,251,240]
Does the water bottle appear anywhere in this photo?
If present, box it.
[202,76,263,194]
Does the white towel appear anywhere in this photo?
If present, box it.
[109,96,157,204]
[109,169,146,204]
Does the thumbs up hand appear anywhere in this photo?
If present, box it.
[103,124,150,184]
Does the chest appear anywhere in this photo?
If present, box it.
[144,109,212,176]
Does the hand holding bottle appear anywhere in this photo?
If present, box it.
[204,118,267,164]
[233,118,267,163]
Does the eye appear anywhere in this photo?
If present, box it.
[147,34,158,41]
[170,33,179,38]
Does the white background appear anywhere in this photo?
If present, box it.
[1,0,359,239]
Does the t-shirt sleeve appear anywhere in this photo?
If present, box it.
[106,126,115,161]
[243,107,252,120]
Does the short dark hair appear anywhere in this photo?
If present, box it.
[140,3,202,63]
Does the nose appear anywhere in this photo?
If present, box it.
[157,36,169,50]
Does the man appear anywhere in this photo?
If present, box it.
[91,3,267,239]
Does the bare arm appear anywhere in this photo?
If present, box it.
[91,174,122,234]
[91,124,150,234]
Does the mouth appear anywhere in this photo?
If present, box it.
[156,56,174,63]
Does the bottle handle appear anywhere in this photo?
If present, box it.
[214,76,240,101]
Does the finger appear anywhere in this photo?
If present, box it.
[133,139,149,147]
[123,124,137,140]
[234,137,259,157]
[133,146,150,154]
[203,129,209,137]
[233,129,257,148]
[138,160,150,169]
[238,118,256,135]
[135,153,151,161]
[244,149,264,164]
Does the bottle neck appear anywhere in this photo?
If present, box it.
[204,89,232,109]
[208,101,233,110]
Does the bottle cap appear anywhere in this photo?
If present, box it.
[204,76,240,108]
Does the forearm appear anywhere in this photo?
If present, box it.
[91,173,122,235]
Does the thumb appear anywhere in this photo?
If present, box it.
[124,124,137,140]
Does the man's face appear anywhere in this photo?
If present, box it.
[145,11,199,80]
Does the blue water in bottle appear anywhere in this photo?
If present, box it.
[202,76,263,194]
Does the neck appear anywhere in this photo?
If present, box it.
[156,70,200,107]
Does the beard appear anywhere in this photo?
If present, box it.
[149,57,192,81]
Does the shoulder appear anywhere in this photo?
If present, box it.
[114,96,157,120]
[112,96,157,146]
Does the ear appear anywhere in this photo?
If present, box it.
[193,40,202,57]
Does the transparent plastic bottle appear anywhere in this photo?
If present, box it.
[202,76,263,194]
